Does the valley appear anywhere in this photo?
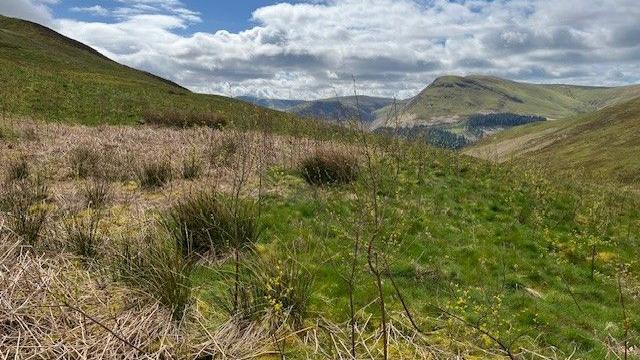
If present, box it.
[1,9,640,360]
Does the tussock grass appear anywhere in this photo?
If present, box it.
[0,123,18,140]
[81,178,112,209]
[299,150,359,185]
[117,231,194,320]
[5,157,30,182]
[137,159,172,189]
[209,137,238,166]
[69,145,101,179]
[64,209,103,260]
[164,192,260,256]
[143,110,227,129]
[232,253,314,329]
[181,153,204,180]
[0,175,49,247]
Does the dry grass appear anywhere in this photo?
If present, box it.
[0,119,356,211]
[0,235,294,359]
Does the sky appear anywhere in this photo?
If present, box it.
[1,0,639,100]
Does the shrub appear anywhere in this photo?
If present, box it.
[64,210,102,260]
[299,150,359,185]
[69,145,101,179]
[143,110,227,129]
[6,157,30,182]
[0,176,49,246]
[181,154,203,180]
[230,253,314,329]
[116,231,194,320]
[137,160,172,189]
[163,192,259,256]
[81,179,111,209]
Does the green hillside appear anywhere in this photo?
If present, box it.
[380,75,640,128]
[0,15,298,129]
[466,96,640,189]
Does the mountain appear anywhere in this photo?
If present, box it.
[466,96,640,189]
[374,75,640,128]
[236,96,305,112]
[240,95,395,123]
[0,15,297,129]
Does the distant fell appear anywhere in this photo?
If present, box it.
[377,75,640,128]
[240,95,395,123]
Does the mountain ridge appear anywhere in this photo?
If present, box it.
[376,74,640,128]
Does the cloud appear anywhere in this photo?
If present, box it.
[2,0,640,99]
[70,5,110,17]
[0,0,57,25]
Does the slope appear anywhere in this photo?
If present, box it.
[378,75,640,128]
[0,15,295,128]
[466,96,640,189]
[241,95,395,123]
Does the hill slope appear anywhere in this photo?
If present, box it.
[0,15,296,128]
[466,96,640,189]
[378,75,640,128]
[241,95,395,123]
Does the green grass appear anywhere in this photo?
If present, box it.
[192,145,640,358]
[468,96,640,190]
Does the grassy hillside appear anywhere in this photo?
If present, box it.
[0,15,304,130]
[381,75,640,128]
[466,96,640,189]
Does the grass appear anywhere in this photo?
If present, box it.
[163,192,260,256]
[467,96,640,190]
[64,209,103,260]
[143,110,227,129]
[181,153,204,180]
[5,157,30,182]
[136,159,172,188]
[299,150,359,185]
[233,251,314,329]
[0,122,18,140]
[117,230,194,321]
[2,120,640,358]
[0,175,49,246]
[69,145,101,179]
[81,179,112,209]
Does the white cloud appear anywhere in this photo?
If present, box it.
[70,5,110,17]
[0,0,57,25]
[2,0,639,99]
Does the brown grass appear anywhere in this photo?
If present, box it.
[143,110,227,129]
[0,237,291,358]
